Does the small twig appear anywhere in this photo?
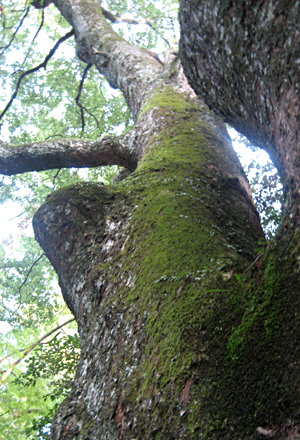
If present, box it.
[16,253,45,311]
[0,29,75,125]
[40,331,61,344]
[21,8,45,66]
[75,63,93,132]
[7,211,26,222]
[143,19,171,49]
[1,296,25,322]
[100,7,171,48]
[0,354,12,364]
[44,133,64,140]
[0,317,76,384]
[52,168,61,189]
[244,252,264,274]
[92,48,106,56]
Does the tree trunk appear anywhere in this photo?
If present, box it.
[179,0,300,228]
[34,54,265,437]
[10,0,300,438]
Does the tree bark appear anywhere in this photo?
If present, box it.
[4,0,300,438]
[0,134,137,175]
[34,54,265,437]
[179,0,300,224]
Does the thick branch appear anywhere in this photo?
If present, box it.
[0,133,137,175]
[52,0,163,120]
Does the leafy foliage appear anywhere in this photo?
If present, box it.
[16,332,80,439]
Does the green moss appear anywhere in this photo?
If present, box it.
[42,83,300,438]
[93,102,261,437]
[138,85,200,121]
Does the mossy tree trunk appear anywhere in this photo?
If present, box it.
[34,59,264,438]
[2,0,300,438]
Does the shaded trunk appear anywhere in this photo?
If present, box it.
[177,1,300,438]
[179,0,300,226]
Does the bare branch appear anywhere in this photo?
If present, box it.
[15,253,45,312]
[0,29,75,125]
[0,7,30,57]
[0,317,76,384]
[52,168,61,189]
[75,63,93,132]
[21,8,45,66]
[7,211,26,222]
[0,133,138,175]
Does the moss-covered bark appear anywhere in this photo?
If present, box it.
[33,60,279,439]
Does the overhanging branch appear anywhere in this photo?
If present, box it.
[0,133,138,175]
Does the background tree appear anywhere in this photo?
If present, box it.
[0,1,298,439]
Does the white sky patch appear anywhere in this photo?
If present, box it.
[0,201,25,241]
[229,127,271,171]
[0,321,12,333]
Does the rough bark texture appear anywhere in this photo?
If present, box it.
[34,55,267,438]
[0,134,137,175]
[52,0,162,121]
[11,0,300,438]
[179,0,300,222]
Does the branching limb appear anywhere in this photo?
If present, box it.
[0,317,75,384]
[0,132,138,175]
[0,29,75,125]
